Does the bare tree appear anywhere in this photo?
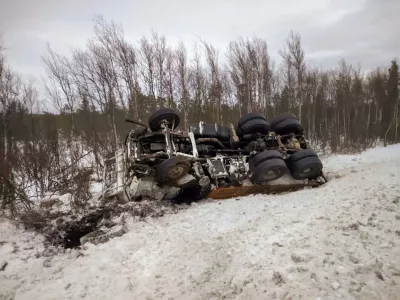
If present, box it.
[42,45,77,137]
[201,40,223,123]
[226,38,252,114]
[139,36,156,101]
[175,42,190,127]
[279,31,305,119]
[152,31,168,103]
[188,42,207,120]
[384,60,399,146]
[163,48,176,108]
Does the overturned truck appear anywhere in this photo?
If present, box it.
[101,109,327,203]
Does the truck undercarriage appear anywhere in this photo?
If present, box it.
[101,109,327,203]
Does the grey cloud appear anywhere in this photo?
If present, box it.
[301,0,400,68]
[0,0,398,79]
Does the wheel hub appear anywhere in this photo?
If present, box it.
[168,165,185,179]
[263,169,279,180]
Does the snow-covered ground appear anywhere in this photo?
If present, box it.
[1,144,400,300]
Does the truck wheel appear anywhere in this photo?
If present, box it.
[250,158,288,183]
[249,150,284,168]
[238,112,266,128]
[269,113,298,125]
[155,156,190,185]
[270,113,303,135]
[240,118,270,135]
[290,149,318,162]
[172,178,212,204]
[237,113,270,136]
[289,149,323,180]
[148,108,180,132]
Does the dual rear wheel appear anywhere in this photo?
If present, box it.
[236,113,270,136]
[237,112,304,136]
[288,149,323,180]
[249,150,288,183]
[249,149,323,184]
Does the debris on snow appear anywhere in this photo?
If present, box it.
[347,223,360,230]
[42,258,52,268]
[375,271,385,281]
[331,281,341,290]
[291,253,305,263]
[349,254,360,264]
[272,271,286,286]
[0,261,7,271]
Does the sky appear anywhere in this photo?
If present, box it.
[0,0,399,85]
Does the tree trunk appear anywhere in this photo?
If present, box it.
[395,107,398,142]
[384,120,392,147]
[366,102,371,144]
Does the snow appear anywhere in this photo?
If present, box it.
[1,144,400,300]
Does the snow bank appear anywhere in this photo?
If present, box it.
[1,144,400,300]
[322,143,400,172]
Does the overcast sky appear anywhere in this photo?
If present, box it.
[0,0,399,84]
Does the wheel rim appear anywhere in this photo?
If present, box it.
[294,164,322,180]
[262,169,278,180]
[156,116,178,129]
[168,165,186,180]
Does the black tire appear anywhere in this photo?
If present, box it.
[269,113,298,127]
[155,156,190,185]
[238,112,266,128]
[148,108,180,132]
[274,119,304,135]
[172,182,212,204]
[290,156,323,180]
[290,149,318,163]
[270,113,303,135]
[240,118,270,135]
[250,158,288,184]
[249,150,284,168]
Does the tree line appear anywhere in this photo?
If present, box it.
[1,16,399,213]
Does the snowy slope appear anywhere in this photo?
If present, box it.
[1,144,400,300]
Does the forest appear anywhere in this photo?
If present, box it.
[1,16,399,214]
